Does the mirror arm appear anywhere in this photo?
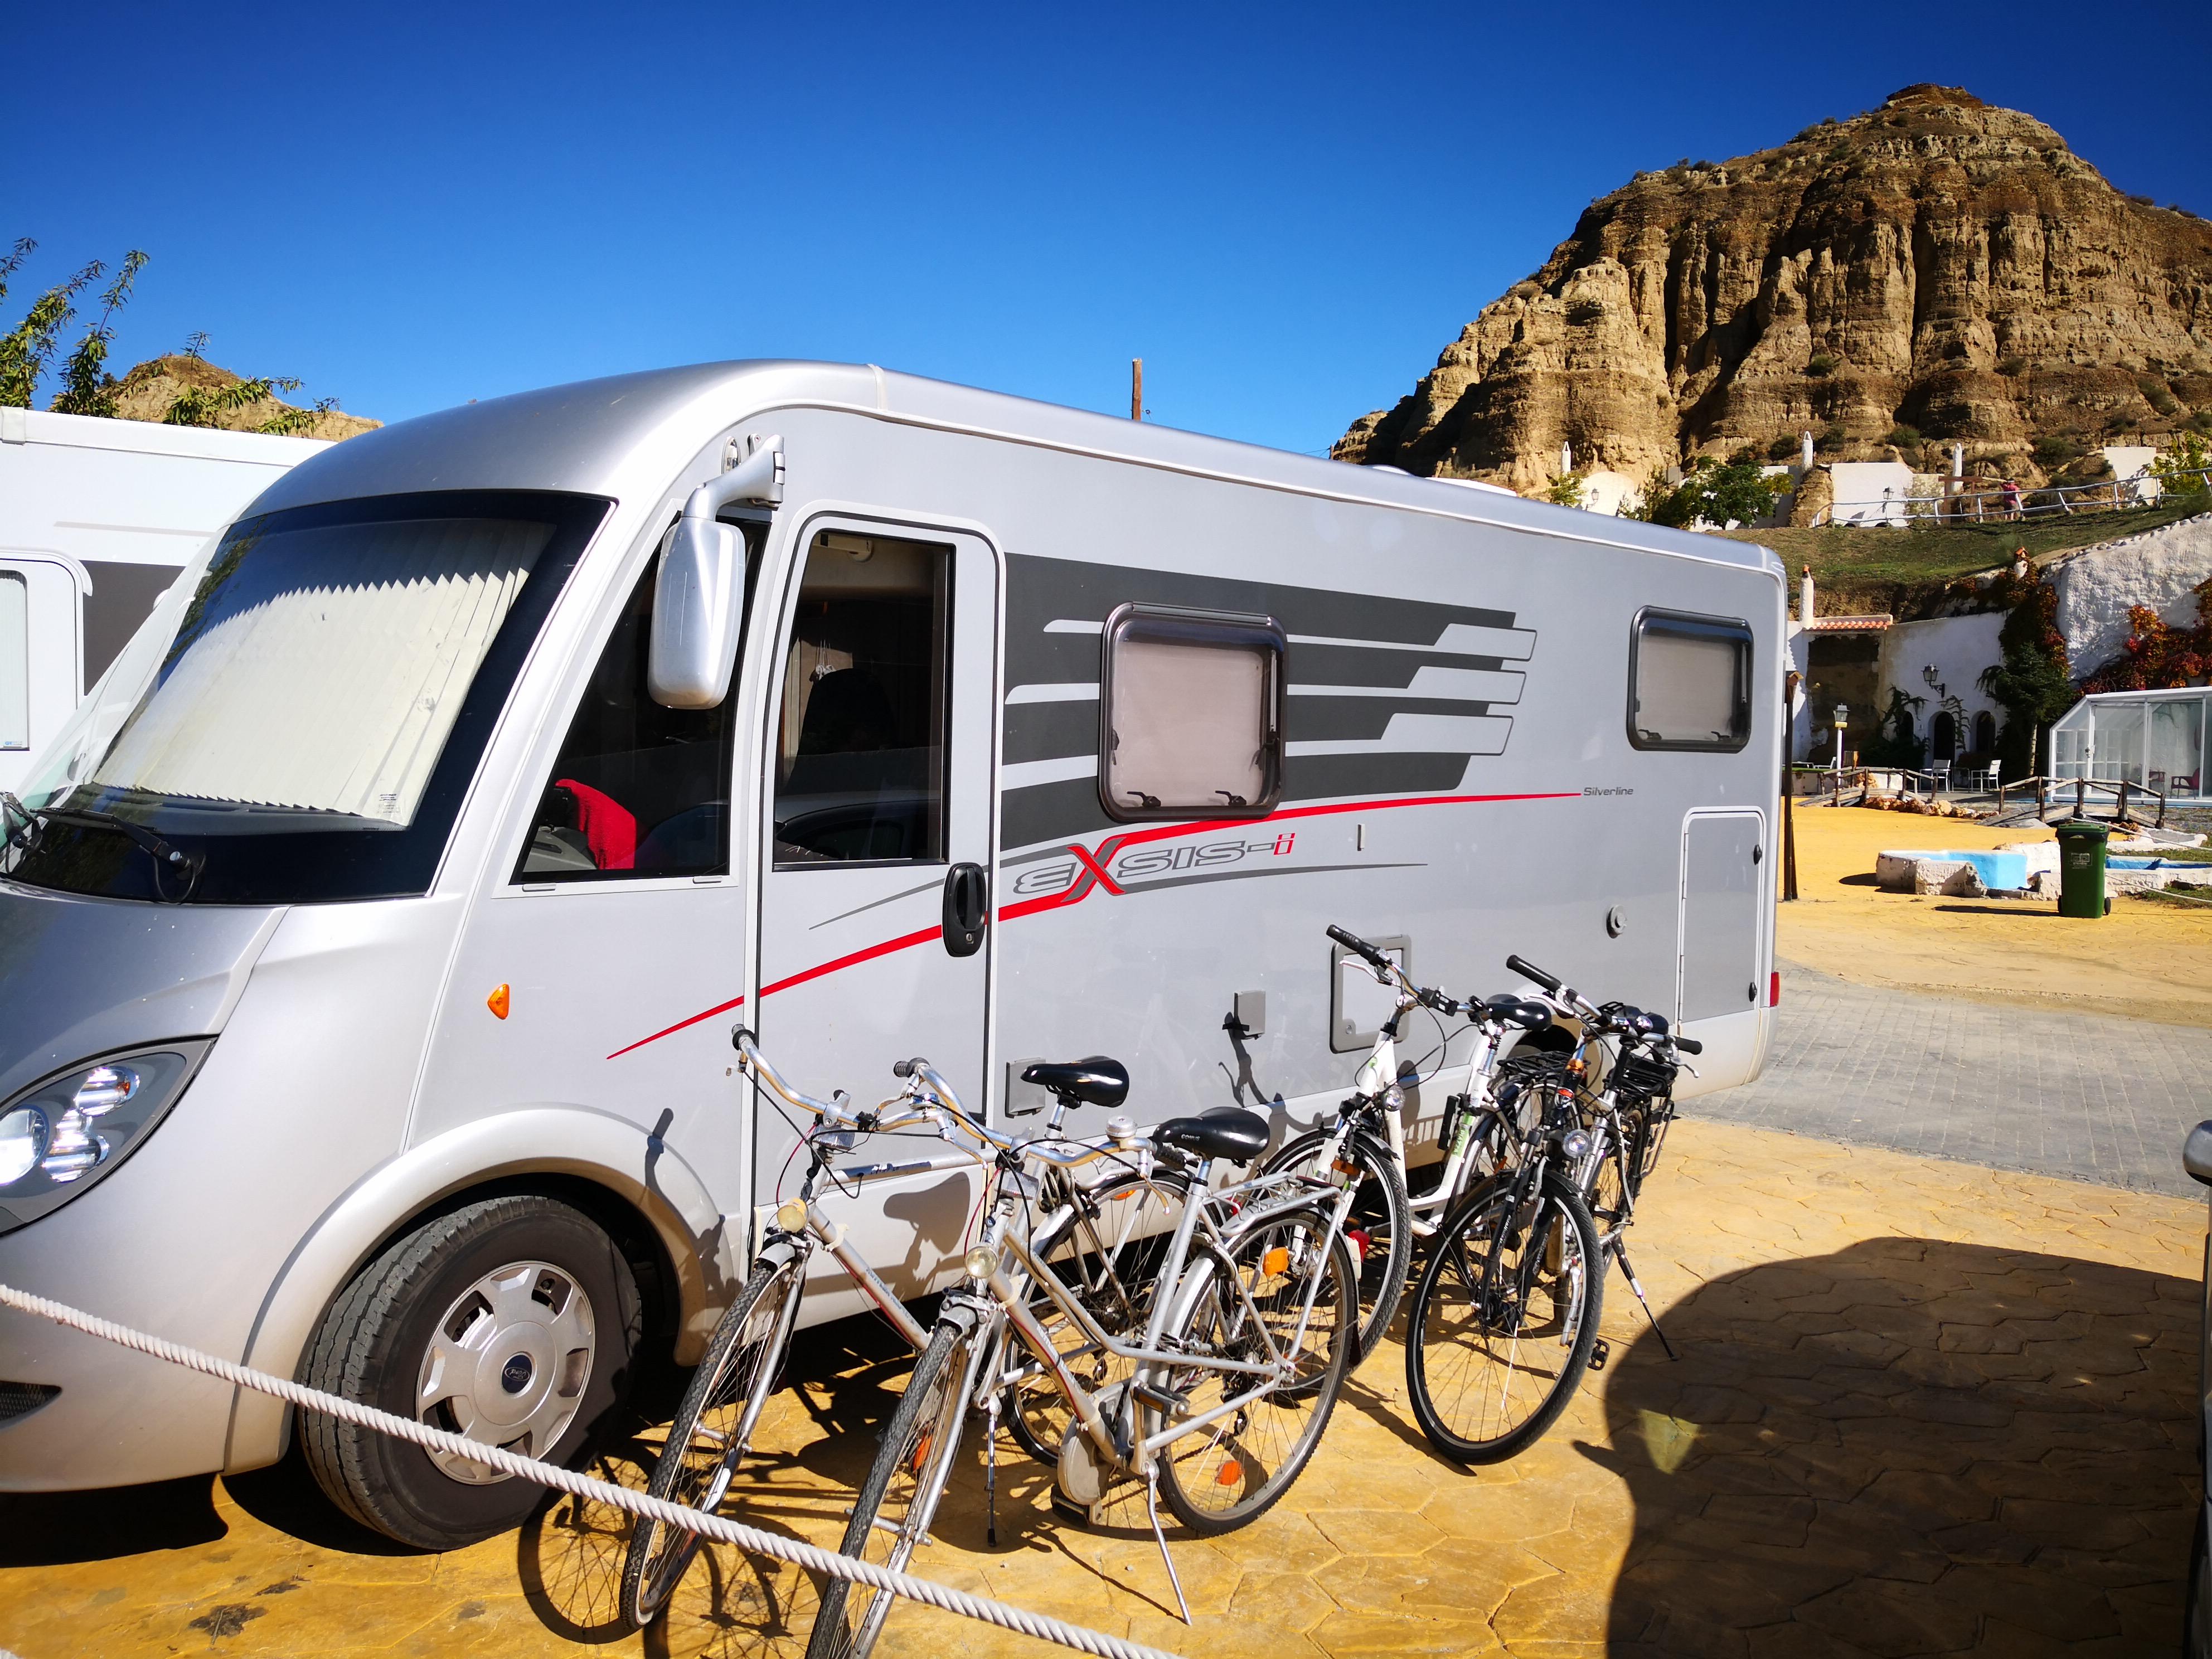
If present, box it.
[685,434,784,518]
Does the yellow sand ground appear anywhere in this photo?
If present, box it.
[1779,806,2212,1026]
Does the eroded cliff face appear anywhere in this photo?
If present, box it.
[1337,85,2212,494]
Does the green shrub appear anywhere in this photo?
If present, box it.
[2034,435,2080,468]
[1997,356,2027,377]
[1885,424,1922,448]
[1767,433,1802,460]
[1806,353,1836,378]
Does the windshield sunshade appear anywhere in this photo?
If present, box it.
[4,491,606,904]
[93,518,550,829]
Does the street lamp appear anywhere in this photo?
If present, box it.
[1832,704,1849,773]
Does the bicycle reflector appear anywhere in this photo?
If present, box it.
[1261,1246,1292,1278]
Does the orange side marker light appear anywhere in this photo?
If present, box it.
[487,984,510,1020]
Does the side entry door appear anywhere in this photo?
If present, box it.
[754,523,998,1304]
[1677,809,1765,1023]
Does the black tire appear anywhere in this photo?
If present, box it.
[1260,1128,1409,1365]
[301,1194,642,1550]
[621,1253,804,1628]
[806,1316,976,1659]
[1154,1210,1356,1535]
[1404,1172,1602,1465]
[1005,1168,1189,1466]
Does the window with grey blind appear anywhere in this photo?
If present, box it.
[1100,605,1284,819]
[0,573,27,750]
[1628,610,1752,753]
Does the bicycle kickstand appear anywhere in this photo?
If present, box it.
[1611,1239,1678,1362]
[984,1395,1001,1547]
[1143,1470,1191,1624]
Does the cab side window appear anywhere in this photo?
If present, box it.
[514,544,746,882]
[772,531,949,866]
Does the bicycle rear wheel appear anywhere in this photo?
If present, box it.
[1006,1168,1189,1466]
[1404,1172,1601,1464]
[1259,1127,1408,1364]
[622,1253,802,1628]
[1154,1207,1356,1535]
[805,1315,977,1659]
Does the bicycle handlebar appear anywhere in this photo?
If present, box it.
[1674,1035,1703,1055]
[1327,924,1393,972]
[1504,954,1560,995]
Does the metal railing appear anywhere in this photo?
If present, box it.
[1810,466,2210,528]
[1995,773,2167,828]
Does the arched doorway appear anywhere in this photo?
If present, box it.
[1932,711,1957,761]
[1973,710,1996,755]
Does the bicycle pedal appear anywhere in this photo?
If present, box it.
[1587,1337,1611,1373]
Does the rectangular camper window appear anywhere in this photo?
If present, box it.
[772,532,949,866]
[515,538,753,883]
[0,572,26,750]
[1101,605,1284,819]
[1628,610,1752,752]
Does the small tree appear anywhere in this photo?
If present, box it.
[0,249,100,409]
[1863,688,1928,769]
[1632,455,1787,528]
[2152,433,2211,506]
[1977,564,2074,776]
[1545,470,1586,508]
[50,251,148,418]
[162,373,306,430]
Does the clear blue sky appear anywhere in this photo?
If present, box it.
[6,1,2201,456]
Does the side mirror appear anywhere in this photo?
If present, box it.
[647,516,745,709]
[2186,1120,2212,1187]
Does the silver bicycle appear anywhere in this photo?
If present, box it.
[620,1032,1184,1629]
[808,1067,1360,1659]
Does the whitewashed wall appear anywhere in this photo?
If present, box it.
[1877,613,2005,754]
[2050,512,2212,677]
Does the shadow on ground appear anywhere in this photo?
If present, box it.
[1588,1236,2198,1655]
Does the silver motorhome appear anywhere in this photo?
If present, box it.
[0,362,1782,1545]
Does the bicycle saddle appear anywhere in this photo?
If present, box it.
[1020,1056,1129,1109]
[1151,1105,1269,1165]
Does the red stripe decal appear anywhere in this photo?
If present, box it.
[609,789,1576,1058]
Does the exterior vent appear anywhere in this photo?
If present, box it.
[0,1381,60,1427]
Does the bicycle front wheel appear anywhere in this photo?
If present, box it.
[623,1253,802,1629]
[1260,1127,1408,1365]
[1154,1207,1357,1535]
[1006,1167,1190,1466]
[1404,1172,1602,1464]
[806,1316,977,1659]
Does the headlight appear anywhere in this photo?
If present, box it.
[0,1044,210,1236]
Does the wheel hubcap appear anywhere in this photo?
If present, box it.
[416,1260,595,1483]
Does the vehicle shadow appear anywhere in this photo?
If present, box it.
[0,1472,230,1566]
[1582,1235,2196,1653]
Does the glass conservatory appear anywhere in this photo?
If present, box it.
[2049,688,2209,799]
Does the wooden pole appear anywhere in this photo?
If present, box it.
[1131,358,1143,421]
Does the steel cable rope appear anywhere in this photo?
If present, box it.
[0,1282,1186,1659]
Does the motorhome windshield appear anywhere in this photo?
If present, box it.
[4,490,606,904]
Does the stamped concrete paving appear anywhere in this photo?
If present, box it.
[1702,963,2212,1199]
[0,1118,2197,1658]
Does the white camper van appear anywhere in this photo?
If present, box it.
[0,362,1782,1547]
[0,406,333,794]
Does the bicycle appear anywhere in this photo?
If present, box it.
[809,1067,1360,1659]
[1400,953,1703,1463]
[620,1034,1184,1630]
[1506,959,1700,1360]
[1260,924,1552,1362]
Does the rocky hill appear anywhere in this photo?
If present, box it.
[1336,85,2212,496]
[104,354,379,442]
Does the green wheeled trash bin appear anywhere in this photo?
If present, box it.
[2055,819,2109,918]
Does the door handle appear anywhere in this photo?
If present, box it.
[942,862,988,958]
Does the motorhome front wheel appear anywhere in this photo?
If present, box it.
[301,1194,642,1550]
